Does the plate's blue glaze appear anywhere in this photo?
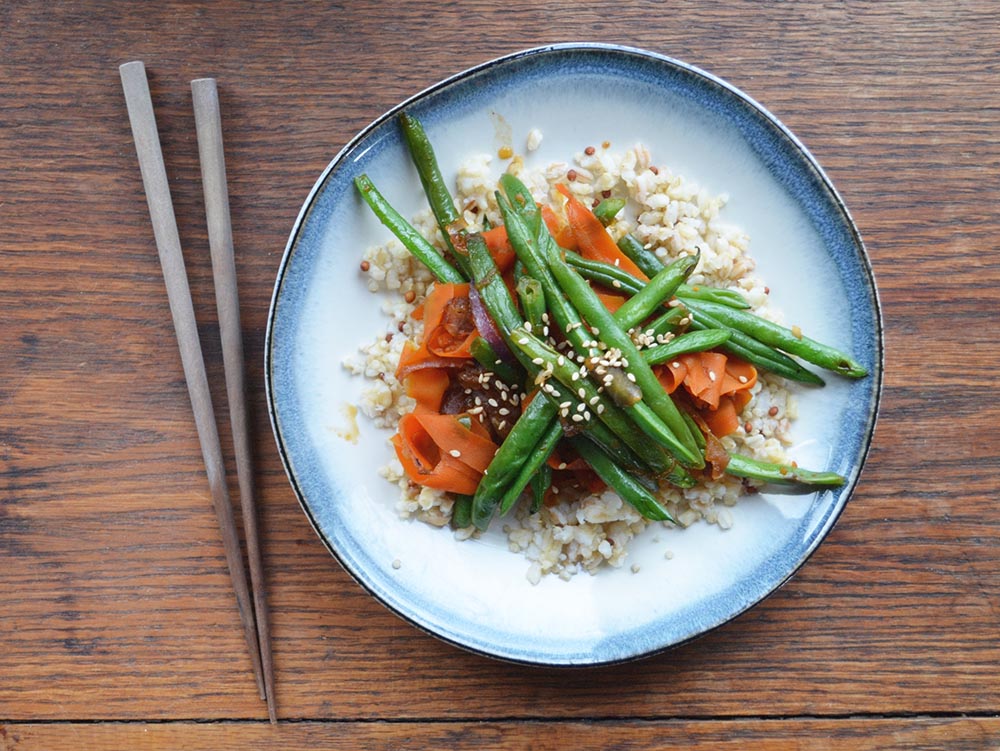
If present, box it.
[266,44,882,666]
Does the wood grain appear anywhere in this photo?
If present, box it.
[0,0,998,744]
[1,719,999,751]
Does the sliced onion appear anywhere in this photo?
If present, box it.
[468,284,515,364]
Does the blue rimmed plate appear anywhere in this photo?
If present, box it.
[266,43,882,666]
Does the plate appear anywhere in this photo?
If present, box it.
[266,43,882,666]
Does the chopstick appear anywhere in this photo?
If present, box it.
[190,77,276,723]
[118,61,271,715]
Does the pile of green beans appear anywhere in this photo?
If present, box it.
[355,112,867,531]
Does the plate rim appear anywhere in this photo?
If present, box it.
[265,42,885,667]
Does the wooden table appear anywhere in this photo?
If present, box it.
[2,2,998,748]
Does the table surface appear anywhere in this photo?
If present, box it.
[2,1,999,749]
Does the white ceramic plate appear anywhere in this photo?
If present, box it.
[266,44,882,665]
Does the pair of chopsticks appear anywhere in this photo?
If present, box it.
[119,61,276,723]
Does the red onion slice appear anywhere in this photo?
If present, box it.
[468,284,515,364]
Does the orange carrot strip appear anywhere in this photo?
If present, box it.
[481,225,516,272]
[541,204,577,251]
[595,290,628,313]
[404,368,450,413]
[702,394,741,437]
[392,412,498,495]
[655,360,688,394]
[678,352,727,409]
[413,413,498,474]
[555,184,648,281]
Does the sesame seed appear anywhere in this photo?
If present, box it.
[571,414,584,422]
[671,361,680,369]
[626,373,637,382]
[571,372,579,381]
[557,355,565,366]
[589,396,600,405]
[499,408,510,416]
[463,388,472,395]
[495,359,502,365]
[708,370,716,382]
[738,375,748,383]
[524,321,533,332]
[591,327,600,335]
[578,388,586,399]
[488,398,499,408]
[577,403,586,412]
[542,326,549,337]
[532,357,544,365]
[518,338,529,345]
[552,486,560,494]
[498,420,507,430]
[612,280,621,288]
[449,449,462,458]
[596,404,605,414]
[474,397,482,406]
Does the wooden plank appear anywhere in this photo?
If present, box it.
[2,719,999,751]
[1,0,999,725]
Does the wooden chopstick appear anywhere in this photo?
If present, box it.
[190,77,276,724]
[118,60,269,707]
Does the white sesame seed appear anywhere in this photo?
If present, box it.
[577,403,586,412]
[596,404,605,414]
[518,338,529,345]
[532,357,544,365]
[591,327,600,335]
[449,449,462,458]
[542,326,549,337]
[708,370,716,382]
[613,258,620,267]
[488,398,499,407]
[498,420,507,430]
[626,373,637,382]
[578,388,586,398]
[612,280,621,288]
[589,396,600,405]
[475,396,483,405]
[464,388,472,395]
[524,321,533,332]
[738,375,748,383]
[671,362,680,369]
[557,355,565,366]
[499,408,510,416]
[571,414,584,422]
[571,372,579,381]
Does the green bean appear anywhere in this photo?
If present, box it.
[544,245,704,467]
[398,113,473,277]
[643,329,732,365]
[614,251,699,328]
[615,235,747,307]
[682,299,868,378]
[450,495,473,529]
[497,190,598,359]
[725,453,845,488]
[469,336,522,387]
[508,329,680,478]
[616,233,666,279]
[645,307,688,338]
[499,174,541,234]
[528,464,552,514]
[354,174,465,284]
[593,197,626,227]
[473,392,555,529]
[683,307,826,385]
[571,439,676,523]
[677,284,750,309]
[567,251,748,313]
[467,235,648,523]
[516,276,546,330]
